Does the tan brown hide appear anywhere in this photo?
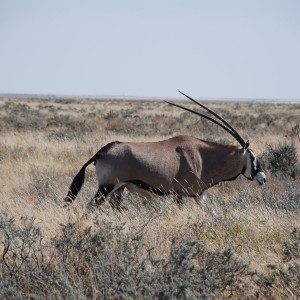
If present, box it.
[95,135,245,196]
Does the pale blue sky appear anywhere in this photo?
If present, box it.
[1,0,299,99]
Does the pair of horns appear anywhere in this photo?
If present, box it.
[165,91,246,147]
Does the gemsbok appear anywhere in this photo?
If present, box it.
[64,91,266,210]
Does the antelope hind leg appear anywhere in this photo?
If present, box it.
[89,184,115,208]
[108,187,126,212]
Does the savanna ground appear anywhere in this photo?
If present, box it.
[0,96,300,299]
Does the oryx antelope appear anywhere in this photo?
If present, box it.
[64,91,266,210]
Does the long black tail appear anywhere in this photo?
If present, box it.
[63,154,98,206]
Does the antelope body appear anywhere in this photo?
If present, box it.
[64,92,266,210]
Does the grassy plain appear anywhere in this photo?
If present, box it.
[0,96,300,299]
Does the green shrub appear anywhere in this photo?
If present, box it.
[1,215,300,299]
[262,143,300,179]
[0,215,252,299]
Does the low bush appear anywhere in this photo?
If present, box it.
[1,213,300,299]
[261,142,300,179]
[254,230,300,299]
[0,215,251,299]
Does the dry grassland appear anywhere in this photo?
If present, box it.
[0,96,300,299]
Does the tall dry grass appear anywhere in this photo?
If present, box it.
[0,96,300,298]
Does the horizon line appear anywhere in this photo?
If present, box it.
[0,92,299,103]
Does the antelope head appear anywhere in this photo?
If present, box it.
[242,141,266,185]
[165,91,266,185]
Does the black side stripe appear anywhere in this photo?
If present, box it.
[127,180,169,196]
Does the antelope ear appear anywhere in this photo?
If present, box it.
[243,140,250,150]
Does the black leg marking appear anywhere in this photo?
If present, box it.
[127,180,169,196]
[63,195,74,208]
[175,194,184,208]
[90,185,114,208]
[109,186,125,211]
[90,185,126,211]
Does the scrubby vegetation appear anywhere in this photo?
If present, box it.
[1,212,300,299]
[1,203,300,299]
[0,96,299,298]
[261,143,300,179]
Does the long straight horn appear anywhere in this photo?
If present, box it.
[178,91,246,147]
[164,100,244,145]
